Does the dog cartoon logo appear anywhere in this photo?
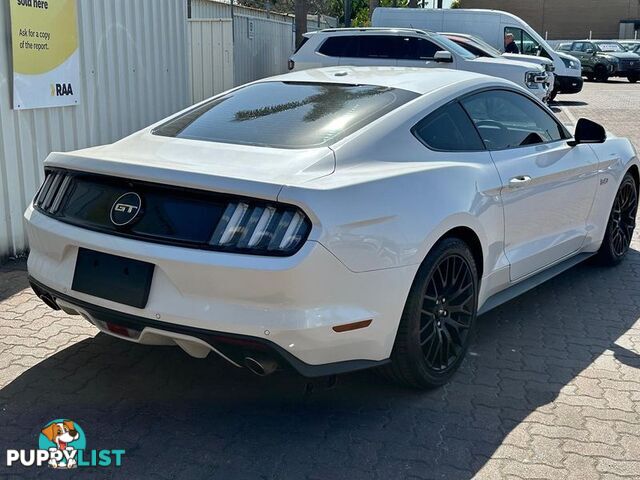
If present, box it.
[38,419,86,469]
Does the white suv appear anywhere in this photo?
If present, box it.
[289,28,550,102]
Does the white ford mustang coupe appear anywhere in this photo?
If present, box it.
[25,67,638,388]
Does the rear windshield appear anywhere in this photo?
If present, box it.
[153,81,419,149]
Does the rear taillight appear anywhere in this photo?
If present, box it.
[33,170,73,214]
[209,202,310,255]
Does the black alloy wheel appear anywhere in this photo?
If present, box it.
[597,172,638,265]
[420,254,475,372]
[380,237,478,389]
[609,176,637,257]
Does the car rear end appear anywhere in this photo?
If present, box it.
[25,165,408,376]
[24,75,422,377]
[288,32,325,71]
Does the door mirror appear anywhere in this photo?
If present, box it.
[585,48,594,54]
[434,51,453,63]
[568,118,606,146]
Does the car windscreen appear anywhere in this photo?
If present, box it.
[596,42,625,52]
[464,35,502,57]
[153,82,419,149]
[430,34,477,60]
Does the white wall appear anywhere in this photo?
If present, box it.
[0,0,190,260]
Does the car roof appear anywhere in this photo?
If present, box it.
[307,27,432,36]
[441,32,474,40]
[261,66,508,95]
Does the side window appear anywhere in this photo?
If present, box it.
[504,27,541,55]
[571,42,584,52]
[520,29,541,55]
[318,37,348,57]
[293,37,309,54]
[460,90,568,150]
[358,36,397,58]
[504,27,522,51]
[412,102,485,152]
[397,36,442,60]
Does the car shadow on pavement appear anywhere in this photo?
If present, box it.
[0,259,28,303]
[1,251,640,479]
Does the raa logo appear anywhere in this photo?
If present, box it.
[50,83,74,96]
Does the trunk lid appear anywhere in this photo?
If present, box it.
[44,131,336,201]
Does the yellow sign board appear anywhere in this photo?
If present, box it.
[10,0,80,110]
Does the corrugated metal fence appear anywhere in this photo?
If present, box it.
[188,19,234,102]
[190,0,337,32]
[232,15,294,85]
[190,0,296,86]
[0,0,190,260]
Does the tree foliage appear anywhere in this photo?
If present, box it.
[235,0,415,29]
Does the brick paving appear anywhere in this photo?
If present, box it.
[1,80,640,479]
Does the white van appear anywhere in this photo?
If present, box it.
[372,8,583,99]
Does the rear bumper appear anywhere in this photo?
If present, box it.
[555,75,584,94]
[29,277,389,377]
[25,206,416,373]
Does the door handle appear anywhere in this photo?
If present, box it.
[509,175,532,187]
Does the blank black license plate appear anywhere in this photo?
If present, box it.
[72,248,155,308]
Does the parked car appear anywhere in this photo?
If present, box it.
[289,28,551,102]
[372,8,583,99]
[564,40,640,82]
[25,67,639,388]
[442,32,555,101]
[619,40,640,51]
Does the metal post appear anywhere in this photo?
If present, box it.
[344,0,352,27]
[231,0,235,41]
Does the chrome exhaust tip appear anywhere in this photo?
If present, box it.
[244,354,278,376]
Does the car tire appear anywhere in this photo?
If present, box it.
[596,172,638,266]
[594,65,609,82]
[379,237,479,389]
[628,73,640,83]
[548,88,558,102]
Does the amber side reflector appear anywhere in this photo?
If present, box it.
[332,319,372,333]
